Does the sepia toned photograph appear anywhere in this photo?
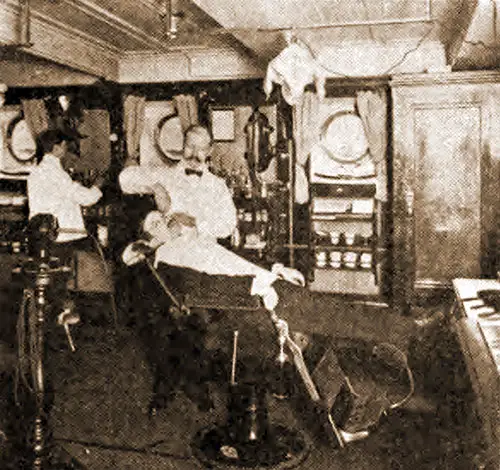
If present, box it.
[0,0,499,469]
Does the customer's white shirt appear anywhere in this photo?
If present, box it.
[28,154,102,243]
[119,164,237,240]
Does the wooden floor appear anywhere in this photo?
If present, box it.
[0,289,488,469]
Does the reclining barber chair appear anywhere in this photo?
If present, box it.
[123,246,415,452]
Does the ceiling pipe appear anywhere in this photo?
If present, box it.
[19,0,32,46]
[0,0,33,48]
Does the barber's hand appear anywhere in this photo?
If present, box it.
[122,242,148,266]
[131,241,155,255]
[272,264,306,287]
[169,212,196,228]
[151,183,172,214]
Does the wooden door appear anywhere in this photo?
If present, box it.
[413,103,482,282]
[391,72,500,313]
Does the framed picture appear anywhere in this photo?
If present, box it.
[210,107,235,141]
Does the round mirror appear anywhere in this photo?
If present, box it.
[155,113,184,162]
[319,111,369,164]
[7,114,37,162]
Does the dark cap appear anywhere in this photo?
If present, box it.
[36,128,74,155]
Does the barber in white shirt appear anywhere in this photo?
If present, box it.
[120,124,236,241]
[27,129,102,261]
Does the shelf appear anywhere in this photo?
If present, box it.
[313,265,373,272]
[311,213,374,221]
[314,245,373,252]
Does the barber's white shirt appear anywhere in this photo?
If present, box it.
[27,154,102,243]
[119,164,237,240]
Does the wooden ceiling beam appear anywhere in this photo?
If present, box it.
[0,0,119,80]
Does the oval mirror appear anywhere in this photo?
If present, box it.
[155,113,184,163]
[7,114,37,163]
[319,111,369,164]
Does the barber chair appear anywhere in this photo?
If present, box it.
[126,251,415,460]
[13,214,85,469]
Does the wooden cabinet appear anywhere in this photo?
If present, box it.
[391,71,500,313]
[308,180,381,297]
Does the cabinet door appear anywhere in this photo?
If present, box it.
[392,74,500,311]
[413,104,482,281]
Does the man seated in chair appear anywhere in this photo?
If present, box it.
[119,124,431,418]
[120,124,305,411]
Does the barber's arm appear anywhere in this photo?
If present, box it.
[69,179,102,206]
[119,166,161,194]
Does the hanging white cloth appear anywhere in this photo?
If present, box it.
[292,91,320,204]
[356,90,388,202]
[123,94,146,163]
[264,40,326,106]
[173,94,198,131]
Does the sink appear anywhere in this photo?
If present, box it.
[477,290,500,312]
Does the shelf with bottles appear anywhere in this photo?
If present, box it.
[311,213,374,222]
[314,248,374,270]
[313,230,374,248]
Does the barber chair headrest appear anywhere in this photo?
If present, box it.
[26,213,59,260]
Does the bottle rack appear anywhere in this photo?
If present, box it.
[308,180,380,296]
[0,178,28,254]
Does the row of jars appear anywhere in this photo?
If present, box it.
[237,208,269,223]
[315,231,373,247]
[315,250,373,270]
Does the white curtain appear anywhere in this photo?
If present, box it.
[123,94,146,163]
[173,94,198,132]
[356,90,388,202]
[292,91,320,204]
[21,99,49,140]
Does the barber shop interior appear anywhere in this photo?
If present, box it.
[0,1,499,469]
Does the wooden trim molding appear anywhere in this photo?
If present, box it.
[119,48,264,83]
[391,70,500,87]
[0,0,119,81]
[64,0,169,52]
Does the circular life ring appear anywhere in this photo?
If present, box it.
[6,113,37,163]
[319,111,369,164]
[154,112,184,163]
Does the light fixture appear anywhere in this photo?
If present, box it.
[159,0,182,40]
[58,94,70,112]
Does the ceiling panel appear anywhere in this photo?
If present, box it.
[191,0,431,30]
[29,0,227,51]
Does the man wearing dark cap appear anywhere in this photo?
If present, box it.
[27,129,103,262]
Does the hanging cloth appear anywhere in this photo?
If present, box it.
[123,94,146,164]
[292,91,320,204]
[356,90,388,202]
[21,99,50,140]
[264,40,326,106]
[173,94,198,132]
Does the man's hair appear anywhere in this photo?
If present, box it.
[36,129,71,157]
[184,124,213,144]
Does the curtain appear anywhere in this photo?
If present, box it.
[356,90,388,202]
[123,94,146,163]
[21,99,49,140]
[173,94,198,132]
[292,91,320,204]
